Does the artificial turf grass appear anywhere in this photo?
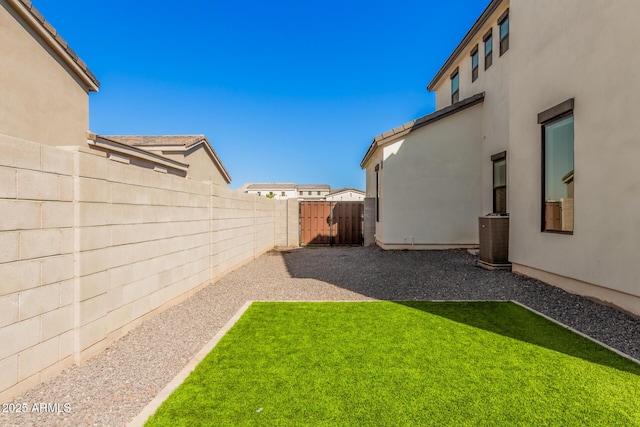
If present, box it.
[145,301,640,426]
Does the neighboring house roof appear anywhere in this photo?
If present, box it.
[104,135,232,184]
[298,184,331,190]
[426,0,504,92]
[8,0,100,92]
[88,134,189,173]
[245,183,297,191]
[360,93,485,168]
[327,188,365,196]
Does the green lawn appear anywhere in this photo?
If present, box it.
[145,302,640,426]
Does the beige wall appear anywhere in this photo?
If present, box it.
[431,1,510,216]
[158,146,229,185]
[0,135,297,402]
[0,1,89,147]
[370,104,484,247]
[508,0,640,307]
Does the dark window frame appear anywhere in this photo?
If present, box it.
[470,45,479,83]
[375,164,380,222]
[450,68,460,104]
[539,98,575,235]
[483,29,493,70]
[498,9,509,56]
[491,151,507,214]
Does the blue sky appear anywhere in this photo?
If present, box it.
[35,0,488,190]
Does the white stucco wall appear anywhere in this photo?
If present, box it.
[325,192,365,202]
[508,0,640,302]
[0,1,90,147]
[376,104,484,247]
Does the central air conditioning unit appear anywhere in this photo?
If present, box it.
[477,214,511,270]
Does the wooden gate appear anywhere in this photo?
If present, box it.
[300,201,363,246]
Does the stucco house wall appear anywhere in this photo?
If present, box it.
[380,105,483,248]
[430,0,510,216]
[507,0,640,314]
[0,0,97,148]
[364,103,484,249]
[325,190,365,202]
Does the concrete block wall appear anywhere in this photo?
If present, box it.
[363,197,376,246]
[0,136,298,401]
[0,135,76,400]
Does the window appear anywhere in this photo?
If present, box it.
[498,10,509,56]
[483,29,493,70]
[539,99,574,233]
[451,68,459,104]
[492,152,506,213]
[375,164,380,222]
[281,192,285,197]
[257,192,261,196]
[317,191,321,195]
[299,191,303,196]
[269,192,274,196]
[470,45,479,82]
[308,191,312,196]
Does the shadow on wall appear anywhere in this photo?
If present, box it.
[278,246,640,375]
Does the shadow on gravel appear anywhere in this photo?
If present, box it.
[395,301,640,376]
[279,246,640,373]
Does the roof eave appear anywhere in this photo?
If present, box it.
[89,134,189,172]
[426,0,504,92]
[360,92,485,168]
[8,0,100,92]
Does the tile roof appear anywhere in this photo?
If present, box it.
[327,188,365,196]
[105,135,207,148]
[12,0,100,90]
[360,92,485,168]
[245,183,297,190]
[102,135,232,184]
[297,184,331,190]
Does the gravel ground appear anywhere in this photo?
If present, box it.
[2,246,639,426]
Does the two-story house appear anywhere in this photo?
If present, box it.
[361,0,640,316]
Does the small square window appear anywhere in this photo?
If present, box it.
[451,69,459,104]
[308,191,312,195]
[257,192,261,196]
[317,191,321,195]
[299,191,303,196]
[281,192,285,196]
[498,10,509,56]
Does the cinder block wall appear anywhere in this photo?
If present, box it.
[363,197,376,246]
[0,136,298,401]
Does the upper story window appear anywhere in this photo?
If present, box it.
[498,10,509,56]
[317,191,321,195]
[299,191,303,195]
[308,191,312,195]
[257,192,261,196]
[538,99,575,234]
[451,68,460,104]
[471,45,479,82]
[483,29,493,70]
[281,192,286,197]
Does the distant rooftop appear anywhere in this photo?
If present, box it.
[245,183,297,191]
[105,135,206,148]
[297,184,331,190]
